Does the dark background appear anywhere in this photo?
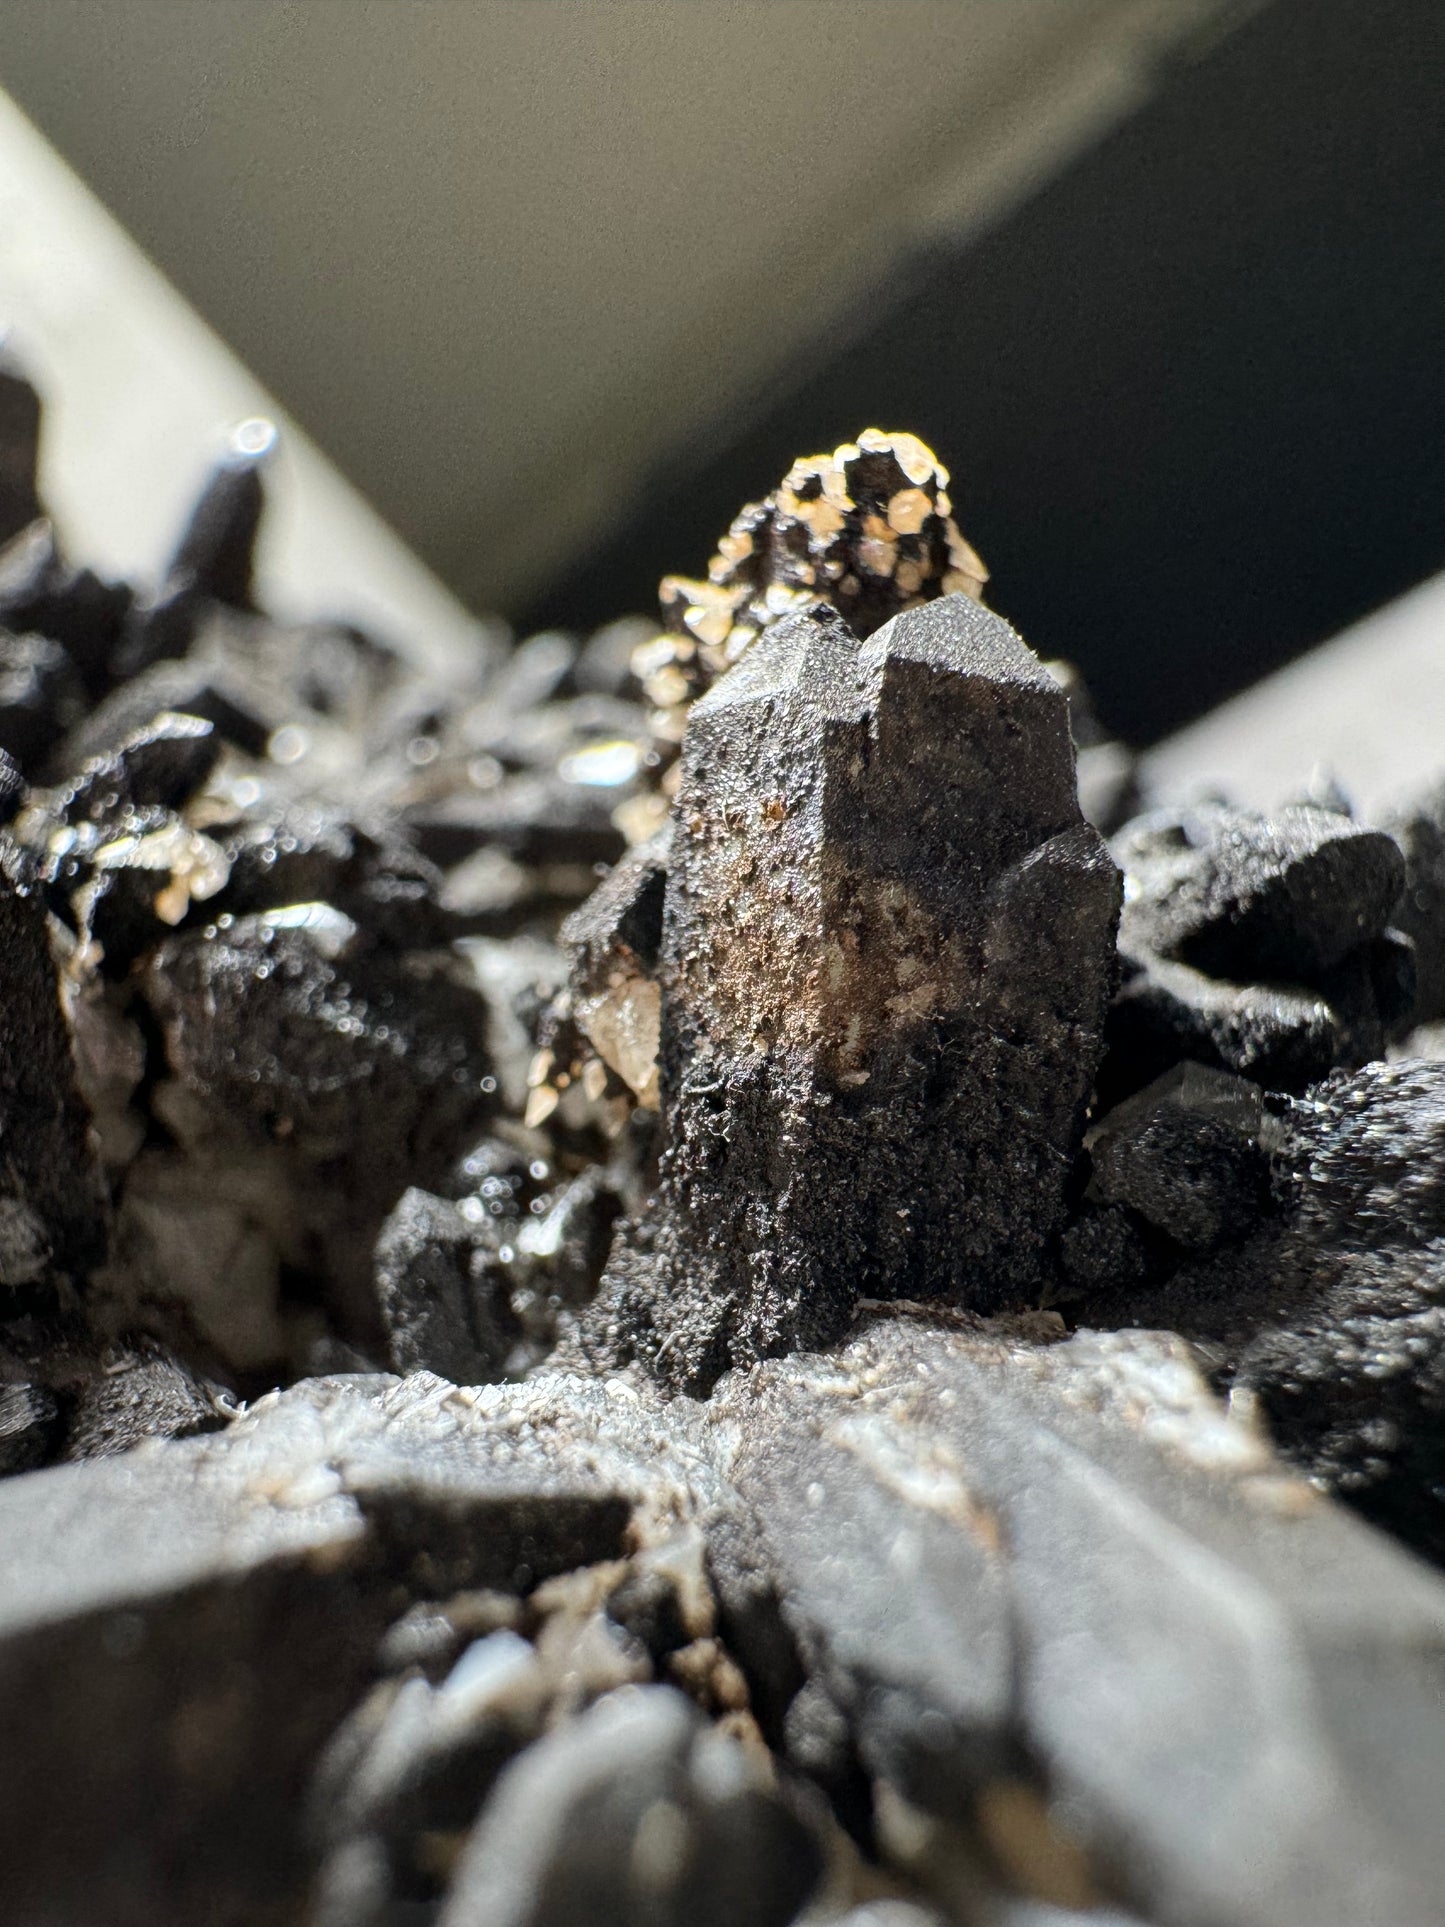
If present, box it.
[526,0,1445,746]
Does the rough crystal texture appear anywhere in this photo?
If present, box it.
[589,596,1120,1391]
[559,823,669,1104]
[6,1324,1443,1925]
[1086,1062,1273,1252]
[1115,802,1404,981]
[1105,800,1413,1101]
[7,369,1445,1927]
[1105,949,1346,1096]
[1107,1058,1445,1560]
[438,1685,822,1927]
[373,1185,520,1383]
[0,857,108,1288]
[0,1369,677,1926]
[709,1313,1445,1927]
[138,912,495,1338]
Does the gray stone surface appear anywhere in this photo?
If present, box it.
[708,1313,1445,1927]
[4,1322,1445,1925]
[1103,800,1415,1104]
[439,1684,822,1927]
[1105,948,1346,1097]
[61,1338,231,1459]
[1110,1058,1445,1562]
[0,1368,704,1926]
[139,910,495,1338]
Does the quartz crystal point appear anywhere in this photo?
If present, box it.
[591,594,1121,1391]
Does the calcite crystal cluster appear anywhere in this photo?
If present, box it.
[2,382,1445,1927]
[644,429,988,734]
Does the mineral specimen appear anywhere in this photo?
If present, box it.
[1106,1057,1445,1561]
[1114,801,1404,981]
[1103,799,1414,1101]
[2,366,1445,1927]
[588,594,1120,1391]
[640,428,990,776]
[556,823,670,1106]
[438,1685,823,1927]
[709,1313,1445,1927]
[1085,1061,1273,1253]
[373,1185,522,1383]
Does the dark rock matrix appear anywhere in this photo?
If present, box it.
[0,391,1443,1927]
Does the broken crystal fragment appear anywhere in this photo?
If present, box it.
[561,825,669,1104]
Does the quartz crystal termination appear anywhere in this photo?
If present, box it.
[591,594,1121,1392]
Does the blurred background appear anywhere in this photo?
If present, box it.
[1,0,1442,749]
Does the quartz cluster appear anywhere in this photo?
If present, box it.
[1,384,1445,1927]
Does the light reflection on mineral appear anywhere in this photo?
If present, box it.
[558,740,642,788]
[93,821,230,925]
[268,723,311,764]
[253,901,359,961]
[229,416,279,461]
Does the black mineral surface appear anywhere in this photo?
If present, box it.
[2,396,1445,1927]
[585,596,1120,1391]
